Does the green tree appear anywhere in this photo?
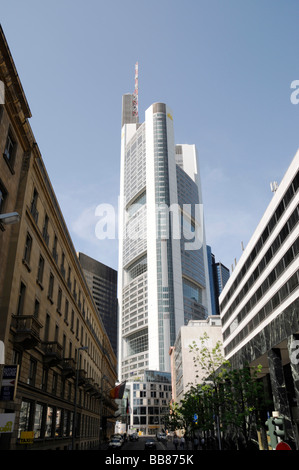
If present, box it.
[175,333,266,449]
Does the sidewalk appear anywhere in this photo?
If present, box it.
[161,438,197,451]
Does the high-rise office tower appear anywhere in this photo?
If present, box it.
[118,69,211,381]
[207,245,230,315]
[78,253,118,355]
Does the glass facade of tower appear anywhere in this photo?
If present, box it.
[119,98,211,382]
[121,122,149,379]
[153,110,176,370]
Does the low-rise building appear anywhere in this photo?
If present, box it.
[123,370,172,436]
[170,316,223,404]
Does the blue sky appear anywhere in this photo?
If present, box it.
[1,0,299,272]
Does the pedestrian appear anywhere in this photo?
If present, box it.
[193,437,199,450]
[180,435,185,449]
[173,435,179,450]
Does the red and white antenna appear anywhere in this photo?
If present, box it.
[132,61,138,117]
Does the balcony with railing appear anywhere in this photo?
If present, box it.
[11,315,42,350]
[61,358,76,378]
[42,341,63,367]
[78,369,87,386]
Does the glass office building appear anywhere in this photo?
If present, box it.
[118,96,211,382]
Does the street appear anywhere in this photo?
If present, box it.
[102,436,195,451]
[103,436,168,451]
[124,436,165,451]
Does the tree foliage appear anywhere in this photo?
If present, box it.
[170,333,266,449]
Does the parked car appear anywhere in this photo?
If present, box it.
[144,438,156,450]
[112,433,124,443]
[109,437,122,449]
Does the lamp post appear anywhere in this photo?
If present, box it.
[99,374,108,448]
[72,346,88,450]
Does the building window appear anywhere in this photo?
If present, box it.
[33,403,45,439]
[52,235,58,263]
[64,299,69,324]
[76,318,79,338]
[55,409,62,437]
[48,272,54,302]
[52,372,58,394]
[37,255,44,286]
[45,406,54,437]
[57,287,62,313]
[3,129,17,172]
[42,367,48,391]
[18,400,32,437]
[44,314,50,341]
[42,214,49,246]
[60,252,65,278]
[0,179,7,214]
[34,298,40,318]
[30,188,39,224]
[23,232,32,266]
[28,358,37,386]
[71,310,74,331]
[183,278,201,303]
[17,282,26,315]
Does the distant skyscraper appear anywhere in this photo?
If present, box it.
[118,75,211,381]
[207,245,230,315]
[207,246,218,316]
[78,253,118,355]
[214,261,230,297]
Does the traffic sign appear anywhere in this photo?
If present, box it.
[276,441,291,450]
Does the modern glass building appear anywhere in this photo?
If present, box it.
[118,91,211,382]
[78,252,118,355]
[207,245,230,315]
[127,370,172,436]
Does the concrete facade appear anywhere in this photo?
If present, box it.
[219,149,299,449]
[170,316,223,403]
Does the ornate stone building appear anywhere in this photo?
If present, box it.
[0,25,117,450]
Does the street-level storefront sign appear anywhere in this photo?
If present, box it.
[0,365,19,400]
[0,413,16,433]
[20,431,35,444]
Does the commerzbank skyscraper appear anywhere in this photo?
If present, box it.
[118,65,211,381]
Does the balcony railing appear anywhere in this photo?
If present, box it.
[78,369,87,386]
[11,315,42,350]
[61,358,76,378]
[42,341,63,367]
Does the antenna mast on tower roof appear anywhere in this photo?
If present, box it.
[132,62,138,118]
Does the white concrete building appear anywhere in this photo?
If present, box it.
[170,316,223,403]
[219,149,299,448]
[118,94,211,382]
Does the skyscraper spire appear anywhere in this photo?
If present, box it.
[132,61,138,117]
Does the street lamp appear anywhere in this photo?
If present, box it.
[0,212,20,225]
[72,346,88,450]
